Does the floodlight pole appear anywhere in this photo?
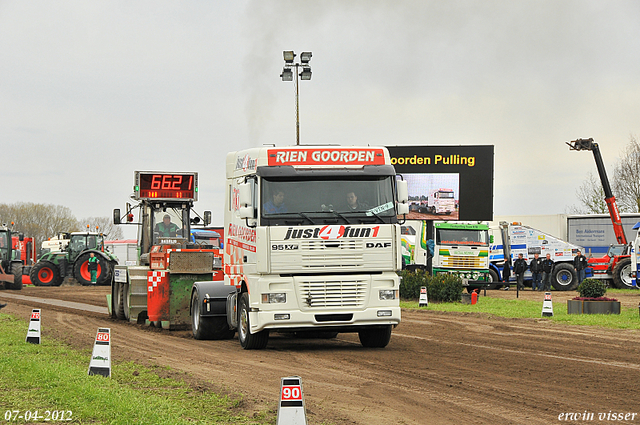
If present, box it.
[281,51,311,146]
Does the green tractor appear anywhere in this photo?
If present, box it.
[0,225,23,290]
[30,232,118,286]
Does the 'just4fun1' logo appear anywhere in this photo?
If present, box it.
[284,225,380,240]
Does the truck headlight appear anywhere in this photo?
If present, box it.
[261,293,286,304]
[379,290,398,300]
[472,272,479,280]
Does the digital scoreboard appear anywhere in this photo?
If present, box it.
[134,171,198,201]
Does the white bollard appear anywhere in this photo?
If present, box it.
[88,328,111,377]
[276,376,307,425]
[26,309,41,344]
[419,286,429,307]
[542,292,554,317]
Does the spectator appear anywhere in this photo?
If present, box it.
[529,253,543,291]
[502,258,512,290]
[573,250,588,285]
[513,253,528,290]
[541,253,555,291]
[87,252,98,286]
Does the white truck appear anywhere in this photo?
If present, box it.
[489,222,583,290]
[427,188,455,215]
[405,220,491,291]
[190,145,409,349]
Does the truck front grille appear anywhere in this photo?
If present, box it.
[441,256,485,268]
[298,279,367,309]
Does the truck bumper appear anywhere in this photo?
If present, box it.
[250,306,401,334]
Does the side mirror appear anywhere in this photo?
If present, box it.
[204,211,212,226]
[239,182,253,208]
[397,179,408,203]
[238,181,255,220]
[113,209,121,225]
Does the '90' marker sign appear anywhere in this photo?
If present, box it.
[281,385,302,401]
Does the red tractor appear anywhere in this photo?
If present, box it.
[567,138,633,288]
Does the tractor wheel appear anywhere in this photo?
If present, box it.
[30,262,61,287]
[73,252,111,286]
[612,258,634,289]
[551,263,579,291]
[191,291,235,340]
[238,292,269,349]
[114,278,126,320]
[8,262,23,290]
[358,325,392,348]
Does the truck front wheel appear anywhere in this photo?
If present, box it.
[358,325,392,348]
[238,293,269,349]
[612,258,633,289]
[551,263,579,291]
[191,291,235,340]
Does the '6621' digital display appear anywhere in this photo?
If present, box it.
[134,171,198,201]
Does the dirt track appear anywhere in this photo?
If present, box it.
[2,286,640,424]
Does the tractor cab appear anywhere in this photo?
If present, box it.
[67,232,105,262]
[0,227,10,262]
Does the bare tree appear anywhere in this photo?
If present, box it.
[613,136,640,213]
[0,202,80,250]
[79,216,124,240]
[568,171,609,214]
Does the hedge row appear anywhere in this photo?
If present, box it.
[399,269,463,303]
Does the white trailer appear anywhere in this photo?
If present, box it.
[190,145,409,349]
[489,222,584,290]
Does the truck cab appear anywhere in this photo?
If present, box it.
[210,146,409,349]
[0,226,24,290]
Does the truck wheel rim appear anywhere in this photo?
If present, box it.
[621,264,632,286]
[240,308,248,341]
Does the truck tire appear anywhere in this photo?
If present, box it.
[30,261,60,287]
[73,252,111,286]
[191,291,235,340]
[486,269,501,290]
[238,292,269,349]
[358,325,392,348]
[551,263,579,291]
[612,258,634,289]
[8,263,23,290]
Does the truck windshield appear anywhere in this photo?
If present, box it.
[436,228,489,246]
[438,191,454,198]
[261,176,397,225]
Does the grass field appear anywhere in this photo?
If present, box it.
[401,289,640,329]
[0,314,274,425]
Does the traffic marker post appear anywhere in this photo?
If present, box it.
[26,309,41,344]
[276,376,307,425]
[542,292,554,317]
[419,286,428,307]
[88,328,111,377]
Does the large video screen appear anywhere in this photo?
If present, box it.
[387,146,494,221]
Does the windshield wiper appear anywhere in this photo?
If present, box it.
[364,210,386,224]
[329,210,352,224]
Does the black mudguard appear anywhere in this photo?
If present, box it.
[191,280,235,318]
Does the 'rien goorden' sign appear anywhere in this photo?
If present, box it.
[387,145,494,221]
[267,147,386,166]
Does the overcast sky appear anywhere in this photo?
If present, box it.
[2,1,639,238]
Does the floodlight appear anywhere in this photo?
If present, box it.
[280,68,293,81]
[300,52,312,63]
[283,51,295,63]
[300,67,312,80]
